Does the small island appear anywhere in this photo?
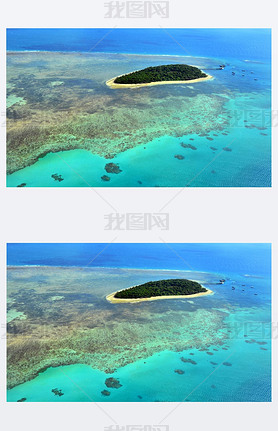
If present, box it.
[106,278,213,303]
[106,64,213,89]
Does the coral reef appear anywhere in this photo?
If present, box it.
[105,163,122,174]
[101,390,111,396]
[7,52,229,175]
[7,266,228,389]
[180,143,197,150]
[52,388,64,396]
[105,377,122,389]
[181,357,197,365]
[51,173,64,182]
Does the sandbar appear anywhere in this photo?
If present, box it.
[106,286,213,303]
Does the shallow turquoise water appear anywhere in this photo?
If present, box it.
[7,315,271,403]
[7,120,271,188]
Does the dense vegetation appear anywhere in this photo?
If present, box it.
[114,279,207,299]
[114,64,207,84]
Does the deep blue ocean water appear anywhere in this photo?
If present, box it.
[7,28,271,62]
[7,243,271,277]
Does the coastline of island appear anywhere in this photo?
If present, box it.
[106,285,213,303]
[106,73,213,89]
[106,63,213,89]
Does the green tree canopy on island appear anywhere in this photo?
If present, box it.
[114,278,207,299]
[114,64,207,84]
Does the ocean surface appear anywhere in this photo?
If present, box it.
[7,29,271,61]
[6,29,271,187]
[7,244,271,402]
[7,243,271,275]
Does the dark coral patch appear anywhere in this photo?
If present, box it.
[181,143,197,150]
[181,357,197,365]
[101,175,110,181]
[101,390,111,396]
[51,173,64,182]
[105,163,122,174]
[105,377,122,389]
[52,388,64,396]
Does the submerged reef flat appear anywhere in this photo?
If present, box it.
[7,266,227,389]
[7,52,227,174]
